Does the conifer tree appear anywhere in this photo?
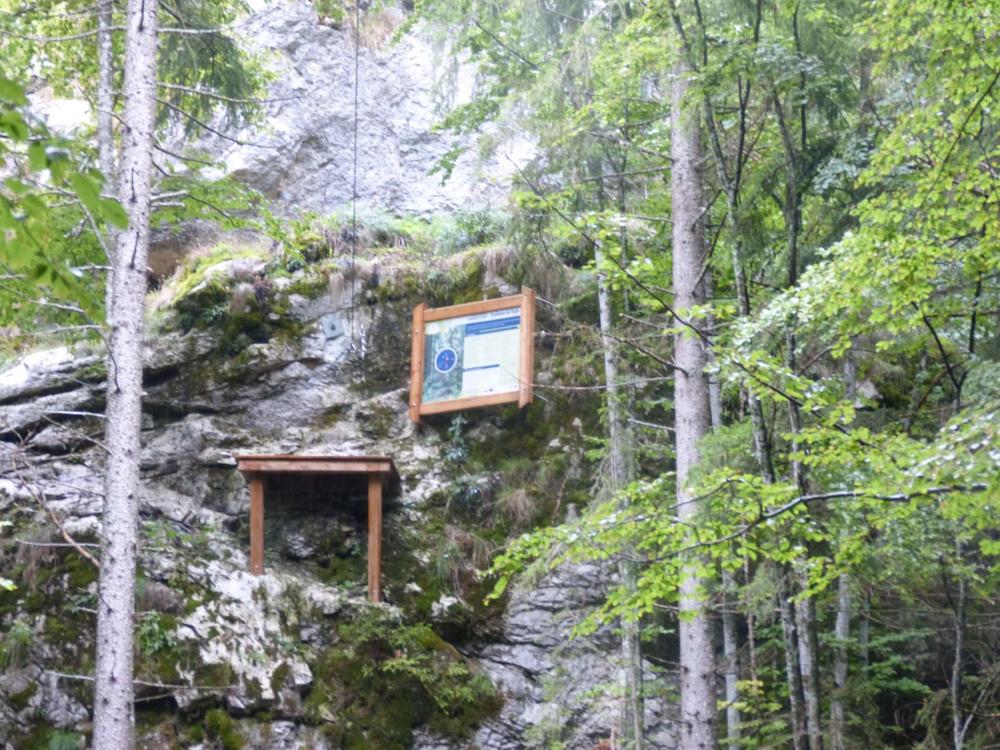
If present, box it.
[0,0,265,740]
[92,0,158,742]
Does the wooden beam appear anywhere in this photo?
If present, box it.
[519,287,536,408]
[236,459,392,475]
[235,455,400,494]
[235,454,395,462]
[419,389,521,415]
[422,293,522,322]
[249,473,264,575]
[409,302,427,424]
[367,472,383,603]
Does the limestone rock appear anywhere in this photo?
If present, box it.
[240,720,333,750]
[0,258,669,749]
[465,562,677,750]
[2,667,90,730]
[0,345,102,403]
[172,562,331,712]
[207,0,531,217]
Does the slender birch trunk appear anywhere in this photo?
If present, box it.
[93,0,158,746]
[706,270,740,750]
[671,54,717,750]
[583,148,645,749]
[785,222,823,750]
[830,347,857,750]
[773,42,824,742]
[744,555,759,688]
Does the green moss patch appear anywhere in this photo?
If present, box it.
[202,708,245,750]
[10,726,80,750]
[302,612,501,749]
[8,681,37,711]
[0,532,101,685]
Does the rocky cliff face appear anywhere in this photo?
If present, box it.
[212,0,531,217]
[0,246,675,748]
[30,0,530,220]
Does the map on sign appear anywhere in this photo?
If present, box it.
[422,308,522,404]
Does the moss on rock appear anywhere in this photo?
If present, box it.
[8,681,37,711]
[300,612,501,748]
[202,708,245,750]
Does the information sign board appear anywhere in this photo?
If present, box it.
[409,289,535,422]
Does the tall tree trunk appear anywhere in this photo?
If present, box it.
[93,0,158,746]
[784,218,823,750]
[589,151,644,750]
[780,573,807,750]
[775,51,824,744]
[706,269,740,749]
[597,246,645,750]
[795,567,824,750]
[830,346,857,750]
[830,573,850,750]
[671,54,717,750]
[951,539,968,750]
[721,566,741,750]
[744,554,759,688]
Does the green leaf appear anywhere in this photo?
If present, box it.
[68,172,127,229]
[101,197,129,229]
[27,142,47,171]
[0,76,27,105]
[68,173,104,217]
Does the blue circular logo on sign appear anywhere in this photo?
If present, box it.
[434,347,457,373]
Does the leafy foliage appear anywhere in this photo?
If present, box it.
[0,0,269,352]
[421,0,1000,745]
[0,76,118,335]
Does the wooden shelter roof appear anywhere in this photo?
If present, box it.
[234,454,400,495]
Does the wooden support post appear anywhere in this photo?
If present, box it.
[249,473,265,575]
[519,287,536,408]
[409,303,427,424]
[367,473,383,602]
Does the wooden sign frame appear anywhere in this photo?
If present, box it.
[409,288,535,423]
